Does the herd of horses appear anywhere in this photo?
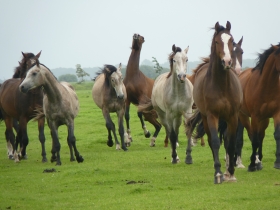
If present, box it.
[0,21,280,184]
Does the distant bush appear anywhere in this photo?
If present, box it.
[58,74,78,82]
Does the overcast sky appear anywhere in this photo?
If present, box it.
[0,0,279,80]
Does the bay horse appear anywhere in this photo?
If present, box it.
[187,36,244,148]
[0,51,46,162]
[143,44,193,163]
[185,21,243,184]
[236,43,280,171]
[123,33,162,146]
[19,63,84,165]
[92,63,129,151]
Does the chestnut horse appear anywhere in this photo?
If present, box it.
[19,63,84,165]
[186,21,243,184]
[236,43,280,171]
[0,52,46,162]
[123,34,162,146]
[92,64,129,151]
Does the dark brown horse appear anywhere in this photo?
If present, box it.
[186,21,242,184]
[0,51,46,162]
[236,43,280,171]
[123,34,162,146]
[187,36,244,148]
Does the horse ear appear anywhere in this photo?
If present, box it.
[36,51,42,59]
[118,63,122,71]
[226,21,231,31]
[184,46,189,54]
[215,22,220,32]
[21,52,26,58]
[172,44,176,53]
[237,36,243,46]
[271,44,279,51]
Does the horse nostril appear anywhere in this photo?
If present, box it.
[229,60,232,66]
[222,59,225,66]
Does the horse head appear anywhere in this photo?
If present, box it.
[132,34,145,51]
[105,63,125,99]
[14,51,41,79]
[232,36,243,75]
[19,63,43,93]
[169,44,189,83]
[213,21,234,70]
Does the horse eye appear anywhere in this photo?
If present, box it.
[32,72,37,76]
[173,60,176,63]
[186,59,188,62]
[215,41,218,44]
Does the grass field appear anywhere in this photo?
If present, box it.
[0,82,280,210]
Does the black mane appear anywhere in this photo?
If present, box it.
[253,43,280,73]
[95,65,117,86]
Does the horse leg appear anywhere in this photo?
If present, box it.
[248,117,260,172]
[137,111,151,138]
[184,111,193,164]
[143,112,162,147]
[117,110,128,151]
[274,119,280,169]
[124,102,133,142]
[38,118,47,162]
[103,109,118,149]
[235,120,245,168]
[255,119,269,170]
[4,118,18,162]
[67,123,84,163]
[49,123,61,165]
[223,116,238,182]
[206,114,223,184]
[19,118,28,159]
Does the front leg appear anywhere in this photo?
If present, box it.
[50,128,61,165]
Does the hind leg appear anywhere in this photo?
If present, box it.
[103,109,119,149]
[138,111,151,138]
[67,122,84,163]
[117,109,128,151]
[19,118,29,160]
[274,119,280,169]
[124,102,133,142]
[143,111,162,147]
[4,118,18,162]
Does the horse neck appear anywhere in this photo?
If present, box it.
[41,68,62,104]
[259,56,280,89]
[126,47,142,75]
[208,56,231,87]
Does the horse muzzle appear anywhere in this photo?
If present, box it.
[178,74,186,83]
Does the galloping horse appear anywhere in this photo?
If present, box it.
[19,63,84,165]
[123,34,162,146]
[149,44,193,163]
[0,51,46,162]
[236,43,280,171]
[186,21,243,184]
[92,64,129,151]
[187,37,244,148]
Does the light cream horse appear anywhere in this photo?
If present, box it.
[141,44,193,163]
[92,64,129,151]
[19,63,84,165]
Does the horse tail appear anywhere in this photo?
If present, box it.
[32,106,45,121]
[0,109,3,122]
[185,109,204,138]
[218,119,227,144]
[137,100,154,113]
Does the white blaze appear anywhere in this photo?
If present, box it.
[221,33,231,61]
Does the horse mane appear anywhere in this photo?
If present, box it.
[39,63,57,80]
[252,43,280,74]
[13,53,38,78]
[95,65,117,86]
[192,57,210,74]
[167,47,182,78]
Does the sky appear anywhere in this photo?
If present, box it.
[0,0,279,80]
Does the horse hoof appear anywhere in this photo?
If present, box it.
[122,147,128,151]
[185,157,193,164]
[125,142,131,147]
[145,131,151,138]
[214,173,223,184]
[42,158,48,163]
[77,156,84,163]
[8,155,14,160]
[51,157,57,163]
[107,140,114,147]
[22,155,28,160]
[224,175,237,182]
[247,165,257,172]
[274,162,280,169]
[70,158,76,162]
[256,162,263,170]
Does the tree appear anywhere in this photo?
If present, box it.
[58,74,78,82]
[152,57,163,77]
[76,64,90,83]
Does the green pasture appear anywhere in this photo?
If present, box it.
[0,82,279,209]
